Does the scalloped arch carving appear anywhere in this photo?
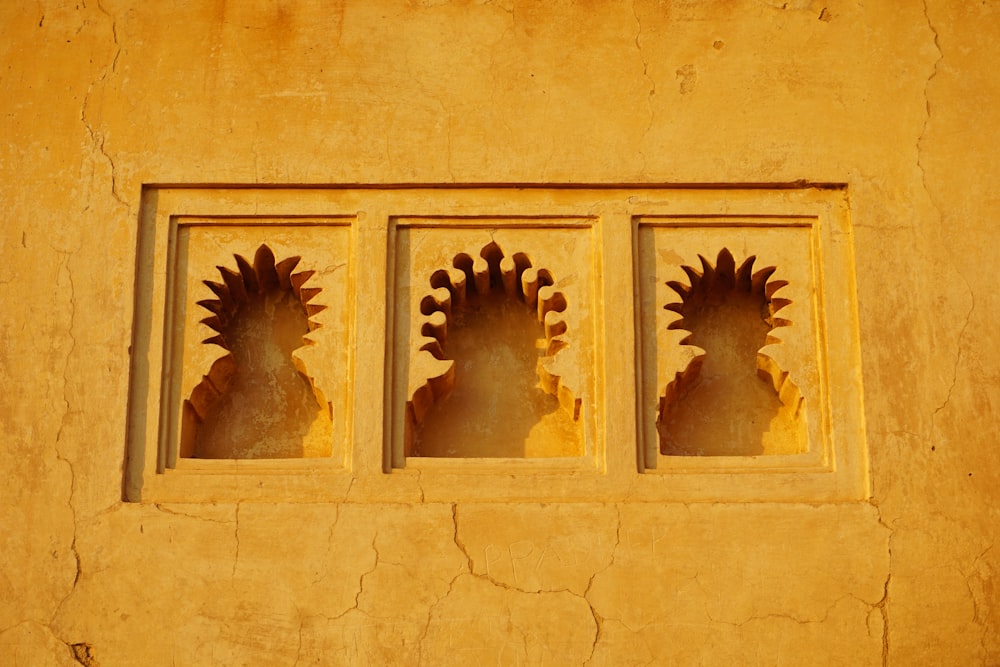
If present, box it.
[180,244,333,459]
[406,241,583,458]
[657,248,807,456]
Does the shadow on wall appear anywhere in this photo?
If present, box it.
[181,245,332,459]
[409,242,583,458]
[657,249,806,456]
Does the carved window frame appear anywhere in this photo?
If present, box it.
[124,185,868,503]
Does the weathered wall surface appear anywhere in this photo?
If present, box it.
[0,0,996,664]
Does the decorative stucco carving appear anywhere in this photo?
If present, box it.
[180,244,332,459]
[405,241,581,457]
[656,248,805,456]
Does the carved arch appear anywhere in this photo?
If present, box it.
[405,241,581,456]
[657,248,805,455]
[180,244,330,459]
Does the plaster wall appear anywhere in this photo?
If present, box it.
[0,0,996,664]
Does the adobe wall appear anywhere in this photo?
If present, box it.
[1,1,996,664]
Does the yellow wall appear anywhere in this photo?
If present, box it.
[1,1,997,664]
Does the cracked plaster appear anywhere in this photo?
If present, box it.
[1,0,998,664]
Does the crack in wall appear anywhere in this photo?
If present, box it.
[122,502,896,664]
[416,568,465,666]
[582,602,603,666]
[153,504,234,524]
[708,605,834,628]
[583,505,621,664]
[453,504,607,597]
[962,543,994,662]
[447,503,611,663]
[931,278,975,426]
[80,0,126,209]
[909,12,989,660]
[915,2,978,447]
[50,250,81,632]
[874,574,890,666]
[285,530,381,636]
[415,468,425,503]
[913,39,985,665]
[869,499,893,666]
[328,531,380,621]
[630,0,655,174]
[292,610,304,667]
[231,502,241,582]
[961,573,985,659]
[414,505,486,663]
[451,504,473,572]
[916,0,942,204]
[307,505,342,588]
[416,569,598,666]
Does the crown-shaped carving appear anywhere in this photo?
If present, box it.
[665,247,791,345]
[181,244,330,459]
[197,244,325,352]
[658,248,804,455]
[405,241,581,456]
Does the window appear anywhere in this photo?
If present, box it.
[125,185,867,503]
